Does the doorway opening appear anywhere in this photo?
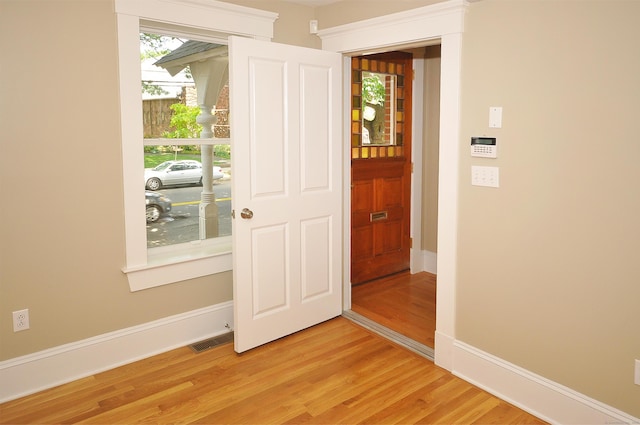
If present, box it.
[348,46,441,357]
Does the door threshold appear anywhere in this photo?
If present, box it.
[342,310,434,361]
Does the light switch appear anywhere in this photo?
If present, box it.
[472,166,499,188]
[309,20,318,34]
[489,106,502,128]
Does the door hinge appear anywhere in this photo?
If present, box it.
[409,237,413,248]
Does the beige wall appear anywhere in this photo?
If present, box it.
[457,0,640,416]
[421,46,441,253]
[219,0,320,48]
[315,0,442,29]
[1,0,639,418]
[0,0,233,360]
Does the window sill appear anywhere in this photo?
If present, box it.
[123,238,232,291]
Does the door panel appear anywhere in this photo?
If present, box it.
[301,217,332,299]
[249,59,286,198]
[230,36,342,353]
[251,224,288,318]
[301,65,332,191]
[351,159,411,283]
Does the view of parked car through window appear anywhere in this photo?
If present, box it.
[145,191,172,223]
[144,160,223,191]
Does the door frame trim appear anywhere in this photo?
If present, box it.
[319,0,466,371]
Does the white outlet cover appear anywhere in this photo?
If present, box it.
[635,359,640,385]
[12,309,30,332]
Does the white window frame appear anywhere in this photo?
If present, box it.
[115,0,277,291]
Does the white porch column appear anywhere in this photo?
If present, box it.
[190,57,229,239]
[196,104,218,238]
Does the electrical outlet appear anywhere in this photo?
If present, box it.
[635,359,640,386]
[12,309,30,332]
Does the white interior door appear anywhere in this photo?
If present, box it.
[229,36,343,353]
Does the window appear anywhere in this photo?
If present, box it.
[115,0,277,291]
[141,32,232,249]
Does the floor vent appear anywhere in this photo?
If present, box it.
[189,332,234,353]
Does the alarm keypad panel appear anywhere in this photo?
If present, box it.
[471,137,497,158]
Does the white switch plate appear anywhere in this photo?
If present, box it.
[472,166,499,188]
[635,359,640,385]
[489,106,502,128]
[309,19,318,34]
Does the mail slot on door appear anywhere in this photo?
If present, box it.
[370,211,388,222]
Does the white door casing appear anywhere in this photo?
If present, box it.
[229,36,343,353]
[319,0,466,370]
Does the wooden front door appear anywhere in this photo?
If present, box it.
[351,52,413,284]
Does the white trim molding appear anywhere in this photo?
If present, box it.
[318,0,467,54]
[422,250,438,274]
[0,302,233,403]
[322,0,466,373]
[115,0,278,41]
[452,341,640,425]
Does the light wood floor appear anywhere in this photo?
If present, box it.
[351,271,436,347]
[0,318,545,425]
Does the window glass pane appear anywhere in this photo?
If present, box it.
[141,32,231,249]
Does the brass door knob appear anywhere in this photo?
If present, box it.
[240,208,254,219]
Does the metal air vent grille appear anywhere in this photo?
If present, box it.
[189,332,234,353]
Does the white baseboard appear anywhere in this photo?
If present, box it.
[422,250,437,274]
[434,329,454,370]
[452,340,640,425]
[0,301,234,403]
[410,250,437,275]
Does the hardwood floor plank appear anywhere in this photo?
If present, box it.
[303,352,420,417]
[355,374,456,424]
[310,365,444,424]
[0,318,545,425]
[351,271,436,346]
